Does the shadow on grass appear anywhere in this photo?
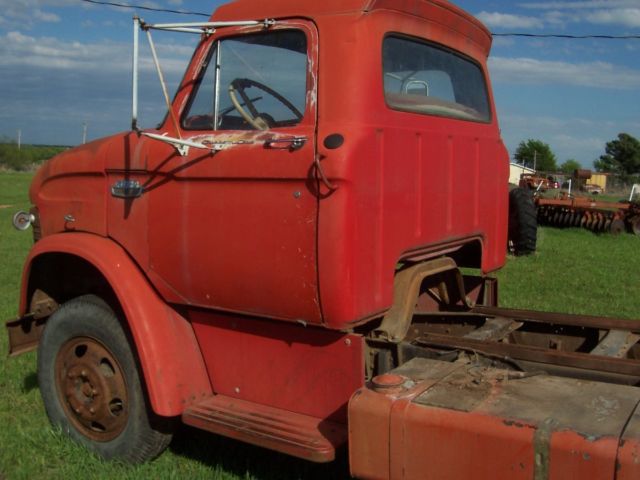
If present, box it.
[22,371,38,393]
[169,424,352,480]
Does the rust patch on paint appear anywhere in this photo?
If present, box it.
[503,419,528,429]
[533,417,557,480]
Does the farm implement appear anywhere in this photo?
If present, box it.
[537,194,640,235]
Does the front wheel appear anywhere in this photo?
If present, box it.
[38,295,172,463]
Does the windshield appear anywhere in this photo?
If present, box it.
[183,29,308,131]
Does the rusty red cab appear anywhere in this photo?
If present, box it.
[6,0,640,478]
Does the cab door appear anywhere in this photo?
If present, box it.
[139,22,321,324]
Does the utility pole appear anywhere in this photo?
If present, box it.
[533,150,537,172]
[82,122,88,145]
[17,129,21,150]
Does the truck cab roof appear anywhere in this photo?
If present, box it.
[213,0,492,58]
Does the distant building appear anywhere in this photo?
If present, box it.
[509,163,535,185]
[589,173,608,192]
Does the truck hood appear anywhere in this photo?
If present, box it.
[29,132,128,205]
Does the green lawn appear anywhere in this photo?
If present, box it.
[496,226,640,319]
[1,172,639,479]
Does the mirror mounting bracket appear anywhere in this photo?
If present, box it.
[142,132,223,157]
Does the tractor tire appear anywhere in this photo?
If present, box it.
[628,215,640,236]
[38,295,173,463]
[508,187,537,255]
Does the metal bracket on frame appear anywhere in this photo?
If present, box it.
[374,258,473,343]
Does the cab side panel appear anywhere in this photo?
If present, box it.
[315,11,508,328]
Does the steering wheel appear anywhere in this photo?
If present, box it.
[228,78,304,130]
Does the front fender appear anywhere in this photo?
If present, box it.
[19,233,212,416]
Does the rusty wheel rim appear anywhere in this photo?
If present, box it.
[55,337,128,442]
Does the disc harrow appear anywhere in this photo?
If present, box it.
[536,195,640,235]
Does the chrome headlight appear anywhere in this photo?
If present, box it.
[13,207,41,242]
[12,210,35,231]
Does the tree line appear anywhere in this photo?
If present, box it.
[514,133,640,179]
[0,139,67,171]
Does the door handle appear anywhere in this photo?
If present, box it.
[265,136,307,151]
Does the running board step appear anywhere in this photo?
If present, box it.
[182,395,346,462]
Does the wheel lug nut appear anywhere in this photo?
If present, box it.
[92,389,98,396]
[89,407,95,414]
[81,370,87,377]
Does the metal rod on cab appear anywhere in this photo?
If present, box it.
[145,27,183,139]
[132,16,139,131]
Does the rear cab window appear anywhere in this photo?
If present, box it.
[383,35,491,123]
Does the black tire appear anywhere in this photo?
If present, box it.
[508,187,537,255]
[628,215,640,236]
[38,295,172,463]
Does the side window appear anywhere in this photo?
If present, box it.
[183,30,308,131]
[383,36,491,122]
[182,44,218,130]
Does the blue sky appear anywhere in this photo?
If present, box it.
[0,0,638,168]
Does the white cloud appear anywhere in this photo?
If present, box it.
[0,0,198,28]
[520,1,639,9]
[492,36,516,47]
[0,31,126,70]
[34,9,60,23]
[0,0,74,28]
[0,30,194,74]
[0,28,198,135]
[0,0,76,6]
[476,11,544,29]
[541,11,570,27]
[516,1,640,28]
[0,26,199,144]
[489,56,640,89]
[585,8,640,28]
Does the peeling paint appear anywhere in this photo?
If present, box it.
[185,131,270,151]
[306,40,319,110]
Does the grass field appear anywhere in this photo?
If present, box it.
[1,172,639,479]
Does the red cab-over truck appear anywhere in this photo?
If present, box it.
[7,1,640,478]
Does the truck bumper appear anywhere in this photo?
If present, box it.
[349,357,640,480]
